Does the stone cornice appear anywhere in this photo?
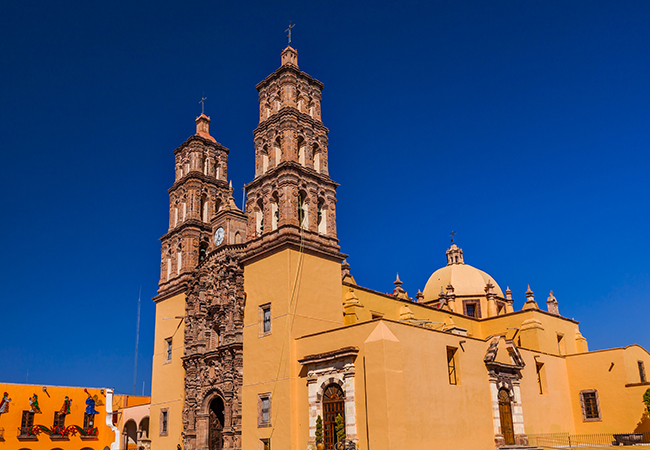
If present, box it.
[174,134,230,155]
[245,161,339,191]
[254,107,328,135]
[256,64,324,92]
[298,346,359,365]
[169,171,230,194]
[241,228,346,266]
[159,218,212,241]
[153,281,187,303]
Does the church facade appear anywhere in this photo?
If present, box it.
[148,46,650,450]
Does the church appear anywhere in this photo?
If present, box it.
[148,45,650,450]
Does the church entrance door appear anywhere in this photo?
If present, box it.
[323,385,345,450]
[498,389,515,445]
[209,397,225,450]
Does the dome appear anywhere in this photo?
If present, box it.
[422,244,504,301]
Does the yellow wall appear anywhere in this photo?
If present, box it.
[295,320,497,450]
[516,350,575,434]
[149,292,186,450]
[566,345,650,433]
[242,248,344,450]
[0,383,117,450]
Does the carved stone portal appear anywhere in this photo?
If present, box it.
[182,247,245,450]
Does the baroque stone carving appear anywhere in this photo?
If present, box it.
[182,246,245,450]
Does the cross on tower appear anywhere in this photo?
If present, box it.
[199,94,207,115]
[285,22,295,45]
[450,231,456,244]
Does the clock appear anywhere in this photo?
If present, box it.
[214,227,225,246]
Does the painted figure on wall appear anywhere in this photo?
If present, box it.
[85,394,99,415]
[29,393,42,413]
[59,396,72,415]
[0,392,11,414]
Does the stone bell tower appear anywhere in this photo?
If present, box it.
[157,114,233,299]
[244,45,342,259]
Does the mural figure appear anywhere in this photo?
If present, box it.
[83,389,103,415]
[59,396,72,415]
[29,393,42,413]
[0,392,11,414]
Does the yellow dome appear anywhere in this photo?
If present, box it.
[422,244,503,301]
[422,263,504,300]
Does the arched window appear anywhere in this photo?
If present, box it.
[298,136,306,166]
[317,198,327,235]
[123,419,137,450]
[166,249,172,281]
[273,137,282,166]
[234,231,242,244]
[271,193,279,231]
[323,384,345,449]
[313,144,321,173]
[298,191,309,230]
[201,194,209,222]
[199,242,208,263]
[139,416,149,440]
[256,199,264,236]
[209,397,225,450]
[261,145,269,174]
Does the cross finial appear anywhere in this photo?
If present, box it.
[285,21,295,45]
[450,231,456,244]
[199,94,207,115]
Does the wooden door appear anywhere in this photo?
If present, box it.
[209,409,223,450]
[498,389,515,445]
[323,385,345,450]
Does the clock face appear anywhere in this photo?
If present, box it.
[214,227,225,246]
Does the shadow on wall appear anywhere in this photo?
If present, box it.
[635,411,650,433]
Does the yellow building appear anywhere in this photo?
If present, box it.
[148,45,650,450]
[0,382,148,450]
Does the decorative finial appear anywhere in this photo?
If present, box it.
[394,273,403,288]
[199,94,207,115]
[450,230,456,244]
[547,290,559,315]
[285,21,295,45]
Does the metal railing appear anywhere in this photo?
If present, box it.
[528,432,650,448]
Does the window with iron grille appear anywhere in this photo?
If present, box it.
[53,411,66,429]
[447,347,458,385]
[83,413,95,429]
[580,390,601,421]
[20,411,34,435]
[323,384,345,449]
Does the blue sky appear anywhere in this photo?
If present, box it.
[1,1,648,395]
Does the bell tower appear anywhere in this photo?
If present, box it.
[157,114,233,299]
[244,45,342,259]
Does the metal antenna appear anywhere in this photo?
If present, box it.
[199,94,207,115]
[285,22,295,45]
[133,287,141,395]
[242,185,246,213]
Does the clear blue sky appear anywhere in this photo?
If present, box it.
[1,1,648,395]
